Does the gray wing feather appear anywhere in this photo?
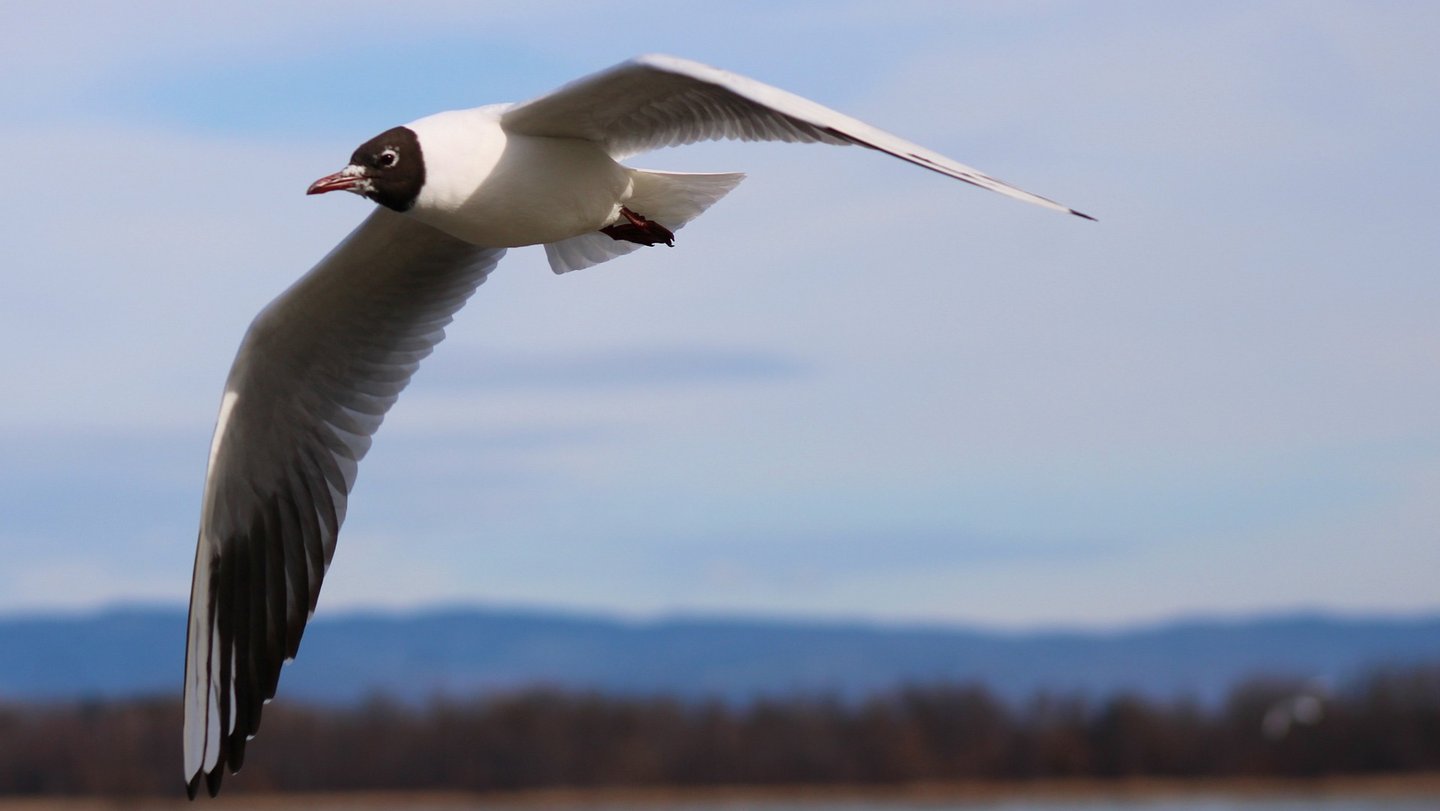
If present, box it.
[183,208,506,797]
[502,54,1092,220]
[503,55,847,156]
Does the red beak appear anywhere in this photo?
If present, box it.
[306,169,365,195]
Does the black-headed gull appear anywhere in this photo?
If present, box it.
[183,54,1091,798]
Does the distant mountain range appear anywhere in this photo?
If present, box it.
[2,606,1437,705]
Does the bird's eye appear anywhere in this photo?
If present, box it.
[378,149,398,168]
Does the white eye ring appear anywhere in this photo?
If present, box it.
[378,149,398,168]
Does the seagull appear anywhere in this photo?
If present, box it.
[182,53,1092,798]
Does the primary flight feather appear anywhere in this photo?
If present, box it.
[183,53,1092,798]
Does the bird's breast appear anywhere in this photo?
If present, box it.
[407,111,631,248]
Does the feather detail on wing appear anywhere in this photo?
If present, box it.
[183,209,505,798]
[502,54,1093,220]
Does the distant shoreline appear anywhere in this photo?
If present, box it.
[4,774,1439,809]
[7,606,1439,706]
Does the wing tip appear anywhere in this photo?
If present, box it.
[205,767,224,797]
[184,769,217,800]
[184,763,225,799]
[1070,208,1098,222]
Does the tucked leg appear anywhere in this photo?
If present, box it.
[600,207,676,247]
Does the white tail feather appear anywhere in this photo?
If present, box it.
[544,169,745,274]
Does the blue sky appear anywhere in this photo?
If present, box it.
[3,1,1438,628]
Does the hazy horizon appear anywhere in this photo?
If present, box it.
[3,597,1438,636]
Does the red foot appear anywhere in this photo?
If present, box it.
[600,207,675,247]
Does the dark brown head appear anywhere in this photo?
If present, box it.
[306,126,426,212]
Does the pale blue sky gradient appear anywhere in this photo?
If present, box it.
[3,1,1438,627]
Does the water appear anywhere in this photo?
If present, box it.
[371,795,1440,811]
[501,801,1435,811]
[7,794,1432,811]
[678,801,1436,811]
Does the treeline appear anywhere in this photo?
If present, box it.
[1,665,1437,797]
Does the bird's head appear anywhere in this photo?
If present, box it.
[306,126,426,212]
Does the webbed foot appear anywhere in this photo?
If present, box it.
[600,207,675,247]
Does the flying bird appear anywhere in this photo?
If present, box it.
[182,54,1092,798]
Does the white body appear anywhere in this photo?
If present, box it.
[405,106,634,247]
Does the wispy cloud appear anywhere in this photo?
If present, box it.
[425,346,808,392]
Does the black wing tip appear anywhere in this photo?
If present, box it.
[231,734,249,772]
[1069,208,1098,222]
[184,769,220,800]
[205,767,224,798]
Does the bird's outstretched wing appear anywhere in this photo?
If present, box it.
[183,209,506,797]
[502,54,1093,220]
